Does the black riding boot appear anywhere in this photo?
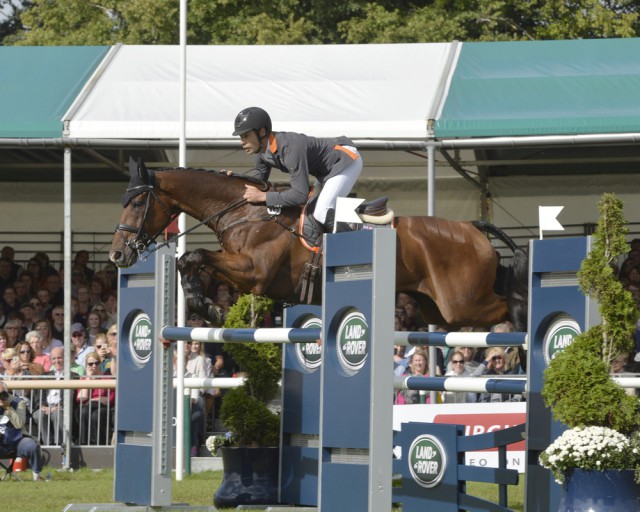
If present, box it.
[323,208,351,233]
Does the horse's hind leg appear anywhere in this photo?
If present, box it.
[177,251,223,325]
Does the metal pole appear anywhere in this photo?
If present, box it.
[175,0,188,481]
[63,147,72,469]
[426,143,438,404]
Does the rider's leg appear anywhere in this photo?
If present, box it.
[314,148,363,229]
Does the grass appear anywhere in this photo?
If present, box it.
[4,467,524,512]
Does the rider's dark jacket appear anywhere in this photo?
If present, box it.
[253,132,358,208]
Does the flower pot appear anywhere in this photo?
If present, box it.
[213,446,279,509]
[559,468,640,511]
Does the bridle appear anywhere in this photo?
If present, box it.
[114,184,176,260]
[114,181,250,261]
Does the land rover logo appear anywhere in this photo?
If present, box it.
[336,311,368,374]
[295,317,323,370]
[408,435,446,488]
[543,316,581,365]
[130,313,153,367]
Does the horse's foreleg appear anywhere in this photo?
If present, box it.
[177,251,223,325]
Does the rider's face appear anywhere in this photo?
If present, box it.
[239,130,263,154]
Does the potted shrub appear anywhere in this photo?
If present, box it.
[206,294,281,509]
[541,193,640,510]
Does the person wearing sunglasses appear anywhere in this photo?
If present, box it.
[70,323,90,368]
[5,341,44,377]
[442,349,477,404]
[472,346,522,402]
[76,351,115,445]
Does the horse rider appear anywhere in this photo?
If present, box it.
[232,106,363,233]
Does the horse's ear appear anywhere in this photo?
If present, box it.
[136,157,149,183]
[128,156,137,176]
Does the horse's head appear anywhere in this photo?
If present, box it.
[109,157,175,267]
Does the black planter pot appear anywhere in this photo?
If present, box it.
[213,446,279,509]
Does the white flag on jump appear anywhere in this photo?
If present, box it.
[335,197,365,230]
[539,206,564,239]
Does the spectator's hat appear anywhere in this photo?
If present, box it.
[19,301,33,310]
[71,322,85,335]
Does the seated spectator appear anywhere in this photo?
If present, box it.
[75,352,115,445]
[14,280,30,306]
[1,246,22,284]
[45,272,64,307]
[36,288,52,318]
[102,263,118,292]
[26,331,51,373]
[3,318,22,348]
[491,321,524,374]
[49,305,65,341]
[35,319,63,355]
[0,380,44,480]
[71,323,91,368]
[73,250,94,284]
[102,291,118,329]
[8,341,44,377]
[472,347,522,402]
[32,347,78,446]
[86,311,105,346]
[395,347,441,405]
[74,285,91,326]
[2,285,20,315]
[0,330,8,373]
[93,333,111,373]
[20,272,37,301]
[28,297,44,323]
[106,323,118,359]
[20,302,37,333]
[88,277,105,307]
[457,346,480,373]
[442,349,477,404]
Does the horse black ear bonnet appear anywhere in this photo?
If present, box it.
[121,156,156,207]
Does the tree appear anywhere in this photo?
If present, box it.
[542,193,640,433]
[4,0,640,46]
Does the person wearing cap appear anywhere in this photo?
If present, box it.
[70,323,91,368]
[232,106,363,233]
[19,301,36,333]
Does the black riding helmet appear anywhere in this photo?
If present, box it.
[232,107,272,137]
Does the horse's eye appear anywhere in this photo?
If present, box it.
[131,199,145,209]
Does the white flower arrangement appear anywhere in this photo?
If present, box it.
[205,432,237,455]
[539,426,640,484]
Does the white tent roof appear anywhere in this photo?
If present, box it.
[65,43,456,141]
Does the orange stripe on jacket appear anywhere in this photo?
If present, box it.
[334,145,358,160]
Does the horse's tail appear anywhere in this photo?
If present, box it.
[472,221,529,334]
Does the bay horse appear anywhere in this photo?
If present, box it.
[109,158,528,332]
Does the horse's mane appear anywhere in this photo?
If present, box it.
[155,166,268,189]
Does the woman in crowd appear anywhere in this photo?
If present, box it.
[472,347,522,402]
[34,318,63,355]
[86,311,105,346]
[26,330,51,372]
[93,333,111,373]
[442,348,477,404]
[4,318,22,347]
[76,351,115,445]
[395,347,441,404]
